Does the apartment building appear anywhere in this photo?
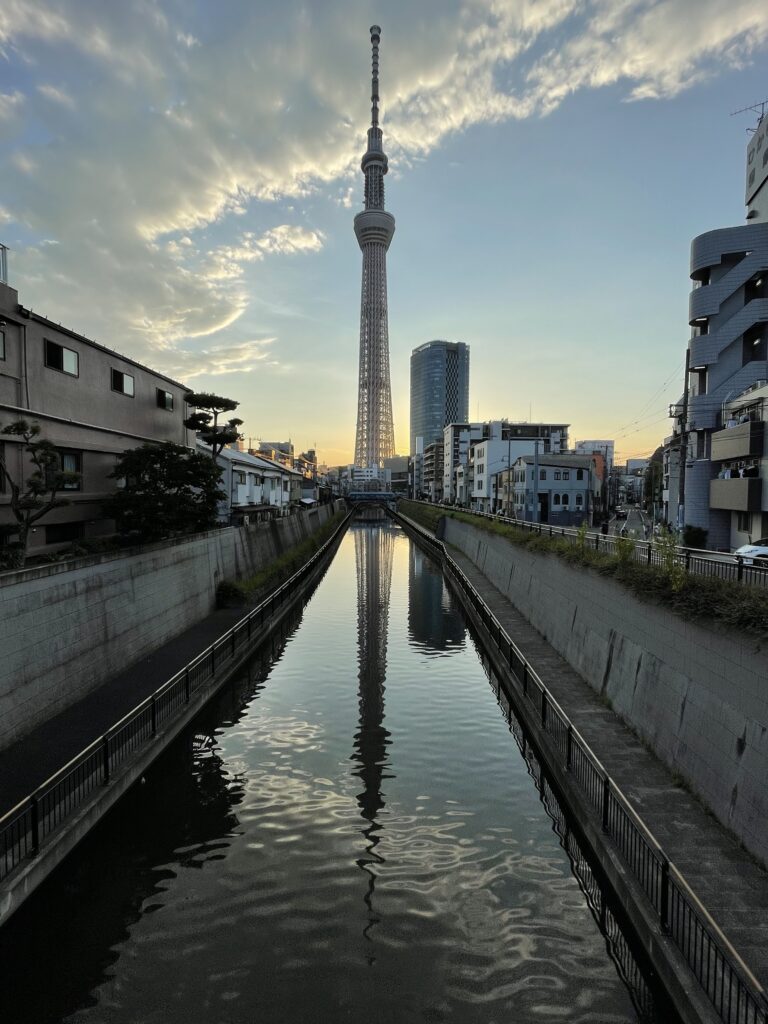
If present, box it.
[208,444,303,524]
[508,453,597,526]
[667,111,768,547]
[0,273,192,554]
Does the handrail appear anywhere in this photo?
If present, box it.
[0,509,352,890]
[395,508,768,1024]
[408,500,768,589]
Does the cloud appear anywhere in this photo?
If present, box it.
[164,338,278,379]
[256,224,325,255]
[0,0,766,372]
[0,90,23,120]
[36,83,75,108]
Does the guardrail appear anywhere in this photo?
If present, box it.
[410,501,768,588]
[0,510,352,889]
[396,510,768,1024]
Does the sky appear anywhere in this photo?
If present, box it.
[1,1,768,466]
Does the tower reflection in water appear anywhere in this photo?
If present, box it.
[408,543,466,653]
[351,522,396,957]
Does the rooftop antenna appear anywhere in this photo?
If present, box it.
[730,98,768,132]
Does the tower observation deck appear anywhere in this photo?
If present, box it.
[354,25,396,469]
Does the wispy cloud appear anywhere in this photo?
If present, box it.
[0,0,766,374]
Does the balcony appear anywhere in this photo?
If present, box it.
[710,421,764,461]
[709,477,762,512]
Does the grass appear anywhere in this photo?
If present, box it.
[398,500,768,638]
[217,509,346,608]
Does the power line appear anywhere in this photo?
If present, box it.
[609,358,685,435]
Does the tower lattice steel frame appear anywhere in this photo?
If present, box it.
[354,25,395,469]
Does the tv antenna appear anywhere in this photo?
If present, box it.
[730,98,768,132]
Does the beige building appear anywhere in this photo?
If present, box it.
[0,276,193,555]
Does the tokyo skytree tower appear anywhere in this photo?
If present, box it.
[354,25,395,469]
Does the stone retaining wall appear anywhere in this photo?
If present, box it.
[443,517,768,864]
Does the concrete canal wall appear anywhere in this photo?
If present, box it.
[0,503,341,751]
[442,517,768,865]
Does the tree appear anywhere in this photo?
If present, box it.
[104,443,225,542]
[0,420,81,567]
[184,392,243,460]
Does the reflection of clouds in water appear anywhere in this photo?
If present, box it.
[41,525,646,1024]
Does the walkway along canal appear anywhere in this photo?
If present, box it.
[0,519,680,1023]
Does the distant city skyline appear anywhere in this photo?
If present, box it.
[1,2,768,465]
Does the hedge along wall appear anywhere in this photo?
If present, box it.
[0,503,341,751]
[443,517,768,866]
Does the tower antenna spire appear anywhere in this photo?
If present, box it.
[353,24,396,470]
[370,25,380,128]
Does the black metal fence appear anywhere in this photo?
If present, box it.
[413,502,768,588]
[0,511,352,889]
[397,511,768,1024]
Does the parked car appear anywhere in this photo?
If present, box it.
[733,539,768,565]
[614,507,628,520]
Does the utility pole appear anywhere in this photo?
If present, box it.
[676,346,691,531]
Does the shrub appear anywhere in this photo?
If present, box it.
[654,529,687,592]
[683,525,708,550]
[216,579,248,608]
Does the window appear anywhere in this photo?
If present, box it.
[554,471,561,480]
[48,450,82,491]
[0,441,5,494]
[111,368,135,396]
[562,494,569,506]
[235,471,246,484]
[44,339,79,376]
[553,494,561,506]
[539,469,546,480]
[576,469,584,481]
[737,511,750,533]
[157,389,174,410]
[576,494,583,506]
[563,471,570,480]
[45,521,84,545]
[0,329,5,360]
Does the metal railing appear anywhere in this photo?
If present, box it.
[408,501,768,588]
[396,510,768,1024]
[0,511,352,889]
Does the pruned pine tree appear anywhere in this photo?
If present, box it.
[184,393,244,460]
[0,420,80,567]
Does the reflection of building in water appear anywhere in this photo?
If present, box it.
[352,523,396,953]
[408,544,466,652]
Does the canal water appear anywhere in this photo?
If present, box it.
[0,521,673,1023]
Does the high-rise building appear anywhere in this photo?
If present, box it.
[410,340,470,456]
[667,109,768,548]
[353,26,395,469]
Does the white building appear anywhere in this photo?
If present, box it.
[575,439,615,472]
[200,444,301,523]
[444,420,569,507]
[509,454,596,525]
